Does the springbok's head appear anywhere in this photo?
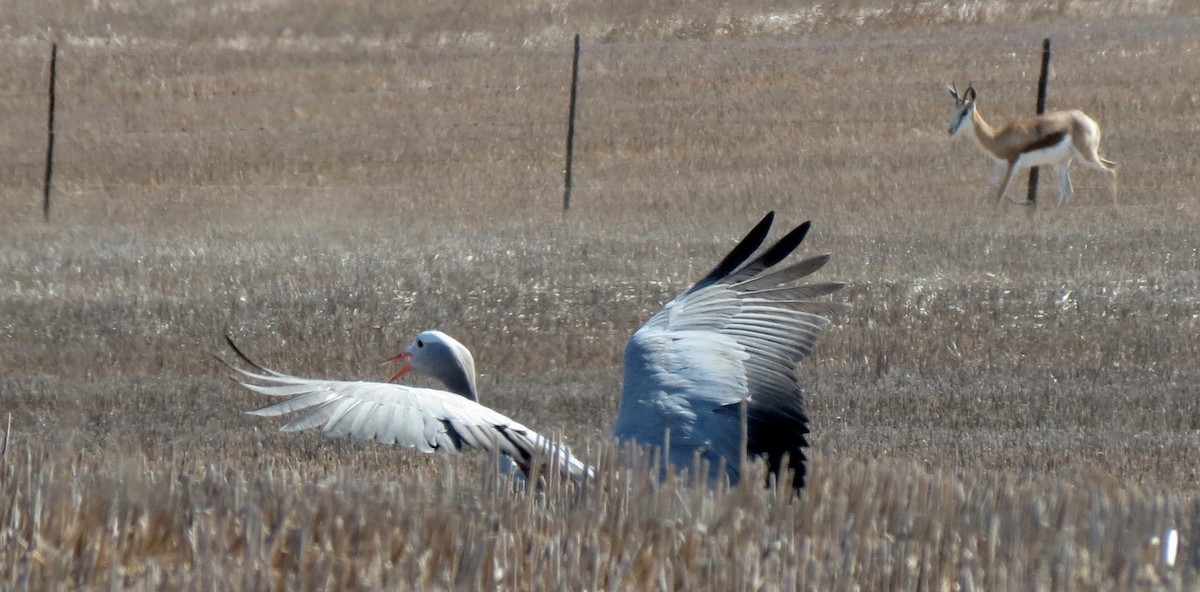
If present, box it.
[947,83,977,136]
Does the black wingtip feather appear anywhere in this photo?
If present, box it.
[748,220,811,272]
[696,212,775,288]
[223,333,269,373]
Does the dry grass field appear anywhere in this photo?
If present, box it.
[3,1,1200,589]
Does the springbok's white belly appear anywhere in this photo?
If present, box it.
[1014,135,1072,169]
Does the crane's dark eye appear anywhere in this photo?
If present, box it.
[417,339,424,348]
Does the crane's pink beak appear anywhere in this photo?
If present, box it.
[382,351,413,383]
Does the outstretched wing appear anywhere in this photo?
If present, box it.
[221,346,593,483]
[612,212,844,490]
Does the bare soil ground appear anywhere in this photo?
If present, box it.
[2,2,1199,589]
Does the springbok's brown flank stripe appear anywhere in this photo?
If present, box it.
[1022,131,1068,154]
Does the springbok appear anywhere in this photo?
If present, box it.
[947,83,1117,209]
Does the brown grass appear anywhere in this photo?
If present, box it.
[2,1,1200,589]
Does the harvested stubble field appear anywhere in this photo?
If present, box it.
[3,1,1200,589]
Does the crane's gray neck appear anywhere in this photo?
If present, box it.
[416,333,481,402]
[433,343,479,402]
[440,360,479,401]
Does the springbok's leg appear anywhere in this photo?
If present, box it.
[1078,148,1119,205]
[1054,161,1074,208]
[994,162,1020,209]
[987,162,1006,187]
[1110,168,1119,205]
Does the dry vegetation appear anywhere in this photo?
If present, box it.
[2,1,1200,589]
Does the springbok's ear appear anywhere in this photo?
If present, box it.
[947,84,960,100]
[965,85,976,102]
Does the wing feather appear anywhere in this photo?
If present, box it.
[245,388,338,415]
[723,221,812,283]
[748,282,847,301]
[693,212,776,289]
[733,254,830,291]
[613,212,843,491]
[219,350,593,482]
[280,402,340,432]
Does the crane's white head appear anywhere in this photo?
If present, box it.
[382,330,479,400]
[947,82,976,136]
